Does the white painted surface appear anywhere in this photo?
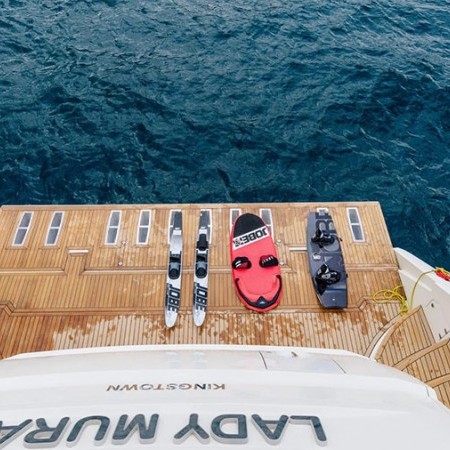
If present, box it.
[1,345,450,449]
[395,247,450,340]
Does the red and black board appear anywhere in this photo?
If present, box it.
[230,213,282,312]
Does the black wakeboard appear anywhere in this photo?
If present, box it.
[306,210,347,308]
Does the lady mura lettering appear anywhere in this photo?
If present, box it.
[0,413,327,447]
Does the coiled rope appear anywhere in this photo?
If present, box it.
[372,285,408,315]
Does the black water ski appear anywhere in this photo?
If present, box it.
[306,210,347,308]
[192,210,211,326]
[165,210,183,328]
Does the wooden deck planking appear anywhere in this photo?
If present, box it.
[0,204,405,319]
[375,307,435,367]
[401,340,450,382]
[1,202,450,406]
[391,338,450,408]
[0,307,390,354]
[435,382,450,407]
[332,202,397,267]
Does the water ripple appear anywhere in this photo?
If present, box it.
[0,0,449,265]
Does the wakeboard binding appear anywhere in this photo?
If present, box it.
[315,263,341,295]
[312,228,335,247]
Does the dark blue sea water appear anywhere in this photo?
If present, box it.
[1,0,449,266]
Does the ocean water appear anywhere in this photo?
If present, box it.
[1,0,449,267]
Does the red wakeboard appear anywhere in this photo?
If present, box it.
[230,213,282,312]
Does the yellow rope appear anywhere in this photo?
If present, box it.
[372,285,409,315]
[409,269,435,310]
[372,266,450,316]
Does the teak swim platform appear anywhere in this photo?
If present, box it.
[1,202,450,407]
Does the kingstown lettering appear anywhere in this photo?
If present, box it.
[106,383,225,391]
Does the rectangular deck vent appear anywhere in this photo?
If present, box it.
[105,211,121,245]
[347,207,365,242]
[13,212,33,246]
[167,210,182,243]
[45,212,64,246]
[136,210,152,245]
[259,208,273,235]
[230,209,241,232]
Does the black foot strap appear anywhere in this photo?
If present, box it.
[260,255,279,267]
[232,256,252,270]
